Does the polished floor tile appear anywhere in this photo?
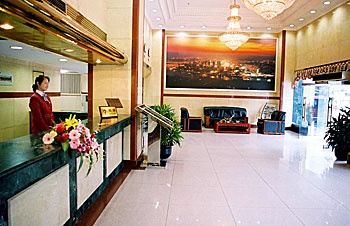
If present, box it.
[94,130,350,226]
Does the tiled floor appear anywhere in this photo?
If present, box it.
[94,129,350,226]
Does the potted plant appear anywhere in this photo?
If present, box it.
[152,104,183,165]
[324,106,350,161]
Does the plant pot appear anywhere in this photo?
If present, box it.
[160,145,172,160]
[334,147,349,161]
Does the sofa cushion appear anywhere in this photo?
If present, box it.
[204,106,247,126]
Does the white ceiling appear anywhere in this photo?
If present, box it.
[145,0,349,32]
[1,0,349,73]
[0,39,88,74]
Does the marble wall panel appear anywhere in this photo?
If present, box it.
[8,165,70,226]
[106,132,123,176]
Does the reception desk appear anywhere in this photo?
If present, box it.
[0,114,134,226]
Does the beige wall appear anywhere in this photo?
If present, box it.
[92,0,133,118]
[283,31,297,126]
[0,56,61,142]
[143,29,162,106]
[295,3,350,70]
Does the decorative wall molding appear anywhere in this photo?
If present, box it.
[294,60,350,83]
[0,92,61,98]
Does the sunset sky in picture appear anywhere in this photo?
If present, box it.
[166,36,276,59]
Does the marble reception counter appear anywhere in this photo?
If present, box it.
[0,114,134,226]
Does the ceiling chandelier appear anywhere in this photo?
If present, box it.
[242,0,295,20]
[218,0,250,51]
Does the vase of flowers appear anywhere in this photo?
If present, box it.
[42,114,102,176]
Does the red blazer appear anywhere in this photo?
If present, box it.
[29,93,54,133]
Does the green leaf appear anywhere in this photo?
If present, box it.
[61,140,69,152]
[78,153,84,173]
[86,154,94,177]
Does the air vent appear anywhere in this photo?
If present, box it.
[43,0,107,41]
[46,0,66,13]
[66,4,107,41]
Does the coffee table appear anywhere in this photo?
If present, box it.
[214,122,251,134]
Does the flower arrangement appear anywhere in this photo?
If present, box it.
[219,115,235,123]
[42,115,102,176]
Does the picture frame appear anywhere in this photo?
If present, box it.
[165,35,277,91]
[99,106,118,119]
[0,72,13,86]
[105,98,123,108]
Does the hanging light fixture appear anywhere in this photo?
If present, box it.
[242,0,295,20]
[218,0,250,51]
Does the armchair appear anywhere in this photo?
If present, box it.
[257,110,286,135]
[180,107,202,132]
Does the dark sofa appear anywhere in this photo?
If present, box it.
[203,106,248,128]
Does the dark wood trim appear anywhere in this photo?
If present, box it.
[88,64,93,119]
[130,0,140,161]
[279,30,286,110]
[163,93,280,100]
[161,29,165,105]
[0,92,60,98]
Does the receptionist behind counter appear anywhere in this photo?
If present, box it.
[29,75,54,133]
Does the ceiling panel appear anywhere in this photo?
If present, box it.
[146,0,349,32]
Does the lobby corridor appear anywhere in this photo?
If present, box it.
[94,129,350,226]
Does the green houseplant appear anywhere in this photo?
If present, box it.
[324,106,350,161]
[152,104,183,164]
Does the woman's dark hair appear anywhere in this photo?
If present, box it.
[32,75,50,92]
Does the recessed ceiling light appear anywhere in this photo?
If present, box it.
[64,48,74,52]
[202,25,206,29]
[149,0,154,2]
[0,23,14,30]
[59,58,68,62]
[289,24,295,27]
[267,27,272,30]
[156,17,161,21]
[323,1,331,4]
[177,32,188,37]
[152,9,157,13]
[158,24,163,28]
[299,17,305,21]
[60,69,69,74]
[247,26,251,30]
[96,59,101,64]
[310,10,317,14]
[10,46,23,50]
[180,25,185,28]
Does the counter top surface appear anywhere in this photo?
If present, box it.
[0,114,133,177]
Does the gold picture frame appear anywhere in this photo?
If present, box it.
[99,106,118,119]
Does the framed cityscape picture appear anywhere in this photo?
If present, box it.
[165,35,277,91]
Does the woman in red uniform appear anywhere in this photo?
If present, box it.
[29,75,54,133]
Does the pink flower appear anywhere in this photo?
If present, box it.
[69,139,80,149]
[85,128,91,138]
[91,140,99,150]
[69,129,81,140]
[42,133,54,144]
